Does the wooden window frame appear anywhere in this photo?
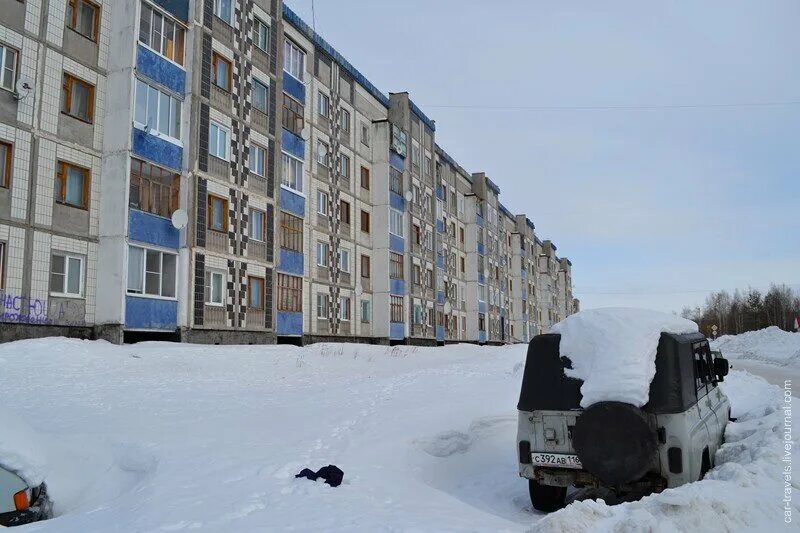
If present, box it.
[390,295,403,323]
[66,0,100,42]
[55,160,90,209]
[277,273,302,312]
[282,93,304,135]
[340,200,351,225]
[0,241,5,289]
[62,73,95,123]
[280,211,303,252]
[129,158,180,218]
[390,251,404,280]
[212,52,232,92]
[207,194,229,233]
[0,141,11,188]
[360,254,370,279]
[360,166,370,190]
[360,210,370,234]
[248,276,265,310]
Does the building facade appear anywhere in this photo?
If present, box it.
[0,0,576,345]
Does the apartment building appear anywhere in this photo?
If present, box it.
[0,0,576,345]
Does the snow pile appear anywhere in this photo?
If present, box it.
[530,371,799,532]
[551,308,698,407]
[712,326,800,367]
[0,410,46,485]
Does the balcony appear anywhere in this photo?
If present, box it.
[204,305,227,328]
[207,229,229,254]
[246,309,266,329]
[248,173,270,197]
[248,240,269,262]
[211,84,231,113]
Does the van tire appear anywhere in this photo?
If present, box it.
[529,480,567,512]
[700,448,711,479]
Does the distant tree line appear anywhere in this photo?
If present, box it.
[680,284,800,337]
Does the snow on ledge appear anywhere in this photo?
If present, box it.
[551,308,698,408]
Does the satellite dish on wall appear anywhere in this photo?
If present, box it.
[300,124,311,141]
[171,209,189,229]
[14,78,34,101]
[404,190,413,202]
[444,301,452,314]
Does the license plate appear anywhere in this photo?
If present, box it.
[531,452,583,469]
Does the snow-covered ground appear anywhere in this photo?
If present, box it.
[712,326,800,367]
[0,333,796,532]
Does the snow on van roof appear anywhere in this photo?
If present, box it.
[0,410,46,485]
[551,308,699,408]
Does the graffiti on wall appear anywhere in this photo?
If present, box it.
[0,290,86,326]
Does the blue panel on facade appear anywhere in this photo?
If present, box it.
[476,214,484,227]
[436,219,444,234]
[390,278,405,296]
[390,322,405,340]
[279,248,304,276]
[436,254,444,269]
[125,296,178,330]
[478,273,485,284]
[137,45,185,95]
[389,234,405,253]
[132,128,182,171]
[280,187,306,217]
[281,129,305,159]
[283,72,306,102]
[436,291,445,305]
[436,325,445,341]
[389,151,405,170]
[277,311,303,335]
[522,290,528,300]
[128,209,180,249]
[521,270,527,281]
[389,192,406,211]
[477,242,485,255]
[523,313,529,322]
[479,301,487,314]
[436,185,445,200]
[479,331,487,344]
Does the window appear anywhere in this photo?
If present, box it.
[62,73,94,122]
[413,304,422,325]
[134,79,181,141]
[277,274,302,312]
[390,167,403,196]
[360,166,370,190]
[360,300,370,323]
[411,143,420,168]
[249,208,265,241]
[339,108,350,132]
[249,143,267,177]
[317,241,329,267]
[339,296,351,321]
[253,17,269,52]
[248,276,264,309]
[253,79,268,113]
[0,242,5,289]
[459,227,465,244]
[0,141,11,188]
[340,200,351,225]
[391,124,407,157]
[360,210,370,233]
[426,268,434,289]
[209,121,229,159]
[390,252,403,279]
[281,153,303,192]
[283,38,305,81]
[361,254,370,278]
[360,122,370,146]
[280,211,303,251]
[316,190,328,215]
[390,295,403,323]
[67,0,99,41]
[212,52,232,91]
[51,253,83,297]
[208,195,228,232]
[389,209,403,237]
[316,140,329,167]
[205,270,224,305]
[413,224,421,245]
[412,264,421,285]
[129,158,179,217]
[339,249,350,273]
[139,2,185,65]
[0,45,18,92]
[457,194,465,214]
[213,0,232,24]
[479,313,486,332]
[460,256,465,273]
[126,246,176,298]
[56,161,90,209]
[425,156,432,176]
[317,91,329,118]
[282,93,304,135]
[338,154,350,179]
[316,293,329,318]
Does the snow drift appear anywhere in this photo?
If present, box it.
[0,410,46,485]
[551,308,698,408]
[712,326,800,367]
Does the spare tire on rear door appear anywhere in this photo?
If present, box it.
[572,401,657,486]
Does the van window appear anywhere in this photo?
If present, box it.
[692,342,714,399]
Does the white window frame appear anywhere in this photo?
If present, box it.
[389,208,404,238]
[339,296,351,321]
[360,121,370,147]
[360,299,370,323]
[339,248,350,273]
[249,208,266,242]
[0,44,19,93]
[316,293,329,318]
[253,78,269,113]
[316,140,329,167]
[339,108,350,132]
[127,245,178,299]
[50,253,84,298]
[339,153,350,178]
[205,269,225,306]
[139,2,186,67]
[280,152,303,193]
[134,78,182,144]
[249,143,266,177]
[316,241,329,267]
[213,0,233,24]
[253,17,269,52]
[317,189,328,215]
[209,121,229,160]
[317,91,329,118]
[283,38,305,81]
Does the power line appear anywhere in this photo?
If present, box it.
[421,100,800,111]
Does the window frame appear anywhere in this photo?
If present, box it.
[249,207,266,242]
[66,0,100,42]
[209,121,230,160]
[205,269,225,306]
[128,158,180,218]
[55,160,91,210]
[282,93,305,135]
[277,273,302,312]
[253,17,270,53]
[252,78,269,114]
[62,73,95,123]
[316,292,329,318]
[0,241,5,290]
[280,151,304,193]
[0,141,11,188]
[360,166,370,190]
[134,78,182,143]
[339,108,350,132]
[213,0,234,25]
[315,139,329,167]
[50,252,84,298]
[390,295,404,323]
[212,52,233,92]
[279,211,303,252]
[339,248,350,273]
[360,209,370,234]
[249,142,267,177]
[316,241,329,267]
[283,38,306,81]
[317,91,330,118]
[389,208,404,237]
[361,254,370,279]
[340,199,351,225]
[248,275,265,310]
[360,299,370,323]
[0,44,19,93]
[360,121,370,146]
[389,251,404,280]
[126,245,177,299]
[339,153,350,179]
[207,194,229,233]
[316,189,328,215]
[138,1,186,67]
[339,296,351,321]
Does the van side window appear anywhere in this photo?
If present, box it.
[693,342,710,399]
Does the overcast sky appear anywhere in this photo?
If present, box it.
[286,0,800,313]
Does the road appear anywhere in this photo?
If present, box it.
[730,358,799,388]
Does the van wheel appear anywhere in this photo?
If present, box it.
[529,480,567,512]
[699,448,711,479]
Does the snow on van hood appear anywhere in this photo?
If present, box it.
[0,410,46,486]
[551,308,699,408]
